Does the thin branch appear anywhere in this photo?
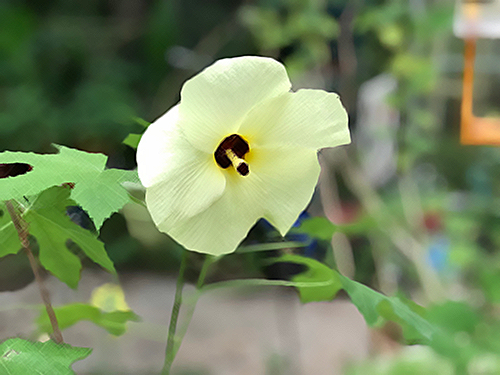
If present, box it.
[5,200,64,343]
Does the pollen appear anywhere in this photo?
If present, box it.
[214,134,250,176]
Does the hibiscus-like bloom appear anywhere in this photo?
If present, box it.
[137,56,350,256]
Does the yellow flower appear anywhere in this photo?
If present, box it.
[137,56,350,255]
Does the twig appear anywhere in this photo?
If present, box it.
[5,200,64,343]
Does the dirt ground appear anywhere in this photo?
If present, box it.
[0,270,370,374]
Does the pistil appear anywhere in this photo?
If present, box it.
[226,149,249,176]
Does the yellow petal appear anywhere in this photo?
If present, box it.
[249,145,321,235]
[178,56,291,153]
[162,171,265,255]
[240,89,350,150]
[137,105,226,226]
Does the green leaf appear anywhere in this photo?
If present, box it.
[24,186,115,288]
[271,254,342,303]
[37,303,140,336]
[268,254,437,342]
[426,301,479,335]
[133,117,151,128]
[71,169,138,229]
[338,274,437,342]
[0,202,22,258]
[424,302,481,371]
[0,338,91,375]
[123,133,142,149]
[0,145,137,230]
[293,217,337,241]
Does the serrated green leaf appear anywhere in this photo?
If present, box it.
[294,217,337,241]
[0,338,91,375]
[122,133,142,149]
[0,145,137,230]
[0,202,22,258]
[27,214,82,288]
[71,169,138,229]
[37,303,140,336]
[338,273,437,342]
[272,254,342,303]
[24,187,115,288]
[0,145,105,200]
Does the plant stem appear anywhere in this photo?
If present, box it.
[162,250,189,374]
[172,255,215,358]
[196,255,213,289]
[5,200,64,344]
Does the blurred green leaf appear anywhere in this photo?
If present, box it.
[425,302,481,371]
[338,274,436,342]
[133,117,151,128]
[427,301,479,335]
[272,254,342,303]
[346,346,454,375]
[24,186,115,288]
[294,217,337,241]
[123,133,142,150]
[0,338,91,375]
[391,54,436,94]
[269,254,436,342]
[37,303,140,336]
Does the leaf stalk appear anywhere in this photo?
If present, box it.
[5,200,64,344]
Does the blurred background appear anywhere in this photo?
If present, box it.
[1,0,500,374]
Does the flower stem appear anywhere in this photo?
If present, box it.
[162,250,189,374]
[172,255,215,358]
[5,200,64,344]
[161,253,215,374]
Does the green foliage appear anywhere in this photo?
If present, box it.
[271,254,436,343]
[37,303,140,336]
[0,338,91,375]
[123,134,142,150]
[240,0,339,75]
[293,216,337,241]
[274,254,342,303]
[0,202,22,258]
[0,186,116,288]
[24,186,115,288]
[339,274,435,342]
[0,145,137,229]
[345,346,454,375]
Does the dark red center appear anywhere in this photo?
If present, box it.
[214,134,249,176]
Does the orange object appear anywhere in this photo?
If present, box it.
[460,38,500,145]
[458,1,500,145]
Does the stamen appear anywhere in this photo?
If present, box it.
[226,149,249,176]
[214,134,250,176]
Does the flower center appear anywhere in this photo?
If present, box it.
[214,134,250,176]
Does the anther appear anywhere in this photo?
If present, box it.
[226,150,249,176]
